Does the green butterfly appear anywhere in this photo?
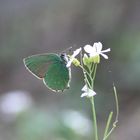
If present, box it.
[23,53,71,92]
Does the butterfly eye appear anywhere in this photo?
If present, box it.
[60,53,69,64]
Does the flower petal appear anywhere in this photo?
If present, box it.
[66,59,73,67]
[88,89,96,97]
[93,42,102,52]
[83,53,88,58]
[81,85,96,98]
[100,53,108,59]
[81,92,88,97]
[81,85,88,92]
[84,45,95,54]
[72,48,82,57]
[89,52,98,57]
[101,48,111,53]
[66,48,81,67]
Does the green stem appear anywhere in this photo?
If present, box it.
[103,84,119,140]
[79,65,92,80]
[89,63,94,88]
[91,63,95,77]
[79,65,92,88]
[90,63,98,140]
[90,97,98,140]
[113,84,119,122]
[92,64,97,87]
[80,52,99,140]
[103,111,113,139]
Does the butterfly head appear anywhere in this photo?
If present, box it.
[60,53,69,64]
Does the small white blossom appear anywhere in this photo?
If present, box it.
[66,48,81,67]
[81,85,96,98]
[62,110,92,136]
[84,42,110,59]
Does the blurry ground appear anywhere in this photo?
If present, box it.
[0,0,140,140]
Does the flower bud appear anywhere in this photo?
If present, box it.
[89,55,100,64]
[72,58,80,66]
[83,54,90,65]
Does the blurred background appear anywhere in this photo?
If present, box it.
[0,0,140,140]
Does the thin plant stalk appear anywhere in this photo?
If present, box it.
[88,63,98,140]
[103,111,113,139]
[90,97,99,140]
[92,64,97,87]
[81,62,99,140]
[103,84,119,140]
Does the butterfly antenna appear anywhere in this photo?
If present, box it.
[62,46,73,54]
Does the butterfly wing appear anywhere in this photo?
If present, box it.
[23,53,70,92]
[43,59,70,92]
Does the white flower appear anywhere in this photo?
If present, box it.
[0,91,32,114]
[81,85,96,98]
[62,110,92,136]
[84,42,110,59]
[66,47,81,67]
